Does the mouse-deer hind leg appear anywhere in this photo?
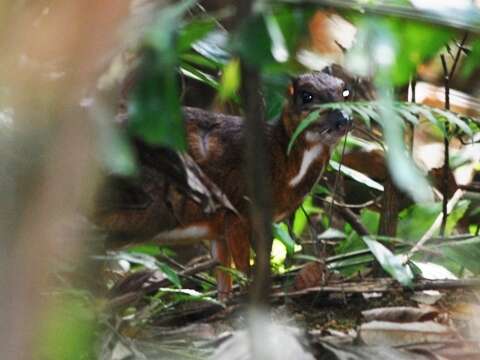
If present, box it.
[212,237,232,299]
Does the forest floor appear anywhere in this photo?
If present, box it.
[102,267,480,360]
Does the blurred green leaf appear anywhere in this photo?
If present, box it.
[347,16,451,86]
[234,6,311,70]
[303,0,480,33]
[180,62,219,88]
[127,244,163,256]
[129,47,185,148]
[157,288,224,306]
[219,58,240,101]
[94,116,137,176]
[337,209,379,254]
[192,30,230,65]
[180,52,220,70]
[462,38,480,78]
[38,296,95,360]
[398,202,440,240]
[263,73,290,120]
[439,237,480,275]
[273,222,296,257]
[128,0,198,149]
[292,196,323,236]
[363,236,413,286]
[177,19,216,53]
[398,200,470,241]
[111,252,182,288]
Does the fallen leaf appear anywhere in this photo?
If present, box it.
[294,261,328,290]
[362,306,438,323]
[359,321,457,347]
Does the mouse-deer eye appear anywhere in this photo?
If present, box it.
[300,90,314,104]
[342,88,350,99]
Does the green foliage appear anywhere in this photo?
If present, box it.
[463,39,480,77]
[398,200,470,241]
[94,116,137,176]
[37,295,96,360]
[348,16,452,86]
[218,58,240,101]
[273,222,296,257]
[127,0,197,150]
[111,251,182,288]
[292,195,323,237]
[233,6,312,71]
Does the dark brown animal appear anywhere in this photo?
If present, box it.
[95,70,352,296]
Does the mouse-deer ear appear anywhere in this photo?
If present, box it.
[287,75,297,97]
[287,83,294,96]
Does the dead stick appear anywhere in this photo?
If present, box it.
[273,278,480,298]
[335,205,370,236]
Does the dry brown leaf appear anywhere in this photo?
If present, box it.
[294,261,328,291]
[359,321,458,347]
[362,306,439,323]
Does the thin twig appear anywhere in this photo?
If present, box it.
[449,33,469,79]
[439,33,468,235]
[328,134,349,225]
[409,75,416,153]
[317,195,381,209]
[334,205,370,237]
[440,54,450,236]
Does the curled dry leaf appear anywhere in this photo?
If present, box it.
[294,261,328,291]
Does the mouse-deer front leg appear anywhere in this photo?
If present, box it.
[225,214,251,276]
[212,213,251,299]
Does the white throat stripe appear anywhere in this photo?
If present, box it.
[289,144,323,187]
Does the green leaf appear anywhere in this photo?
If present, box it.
[157,288,224,306]
[177,18,216,53]
[94,117,136,176]
[397,105,419,125]
[218,58,240,101]
[180,52,220,70]
[126,244,163,256]
[233,6,312,70]
[351,104,372,127]
[127,0,197,150]
[347,16,451,86]
[435,109,473,136]
[180,62,219,89]
[192,30,230,65]
[398,202,440,241]
[463,39,480,78]
[287,109,321,154]
[363,236,414,287]
[158,262,182,288]
[38,296,95,360]
[273,223,296,257]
